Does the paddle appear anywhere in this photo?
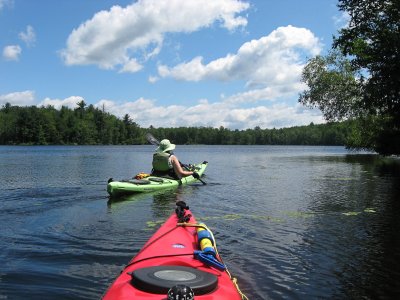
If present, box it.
[145,133,207,185]
[146,132,160,147]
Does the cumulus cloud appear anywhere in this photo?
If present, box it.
[3,45,21,61]
[223,81,308,104]
[38,96,84,109]
[159,25,321,103]
[0,90,35,106]
[93,96,323,129]
[19,25,36,47]
[60,0,249,72]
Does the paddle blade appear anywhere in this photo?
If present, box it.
[146,133,160,146]
[198,178,207,185]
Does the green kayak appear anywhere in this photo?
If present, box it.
[107,161,208,197]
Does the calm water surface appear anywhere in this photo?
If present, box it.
[1,145,399,299]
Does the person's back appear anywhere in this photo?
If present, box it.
[152,151,172,172]
[152,150,177,179]
[151,139,200,180]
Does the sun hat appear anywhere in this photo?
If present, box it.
[156,139,176,152]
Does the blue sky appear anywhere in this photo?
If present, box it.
[0,0,346,129]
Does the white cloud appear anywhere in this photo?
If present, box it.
[92,96,323,129]
[159,25,322,103]
[38,96,84,109]
[223,81,307,104]
[2,45,21,61]
[60,0,249,72]
[0,90,35,106]
[119,58,143,73]
[19,25,36,47]
[223,103,324,129]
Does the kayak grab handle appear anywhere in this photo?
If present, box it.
[194,250,226,271]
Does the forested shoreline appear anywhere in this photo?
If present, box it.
[0,103,351,146]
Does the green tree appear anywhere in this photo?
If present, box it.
[75,99,87,119]
[299,0,400,155]
[334,0,400,117]
[299,51,363,121]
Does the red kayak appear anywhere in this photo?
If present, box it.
[102,201,247,299]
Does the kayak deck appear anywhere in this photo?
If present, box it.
[107,161,208,197]
[102,202,246,299]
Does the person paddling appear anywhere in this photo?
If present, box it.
[151,139,200,180]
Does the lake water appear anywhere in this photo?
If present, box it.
[1,145,399,299]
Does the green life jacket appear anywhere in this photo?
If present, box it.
[152,152,172,172]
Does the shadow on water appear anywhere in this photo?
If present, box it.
[339,156,400,299]
[344,153,400,174]
[298,154,400,299]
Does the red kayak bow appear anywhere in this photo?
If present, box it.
[102,201,247,299]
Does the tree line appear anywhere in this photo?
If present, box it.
[0,102,351,146]
[147,123,351,146]
[0,101,142,145]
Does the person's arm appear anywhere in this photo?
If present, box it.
[171,155,195,178]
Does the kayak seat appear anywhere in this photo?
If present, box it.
[129,265,217,295]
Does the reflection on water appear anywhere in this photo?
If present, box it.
[0,146,399,299]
